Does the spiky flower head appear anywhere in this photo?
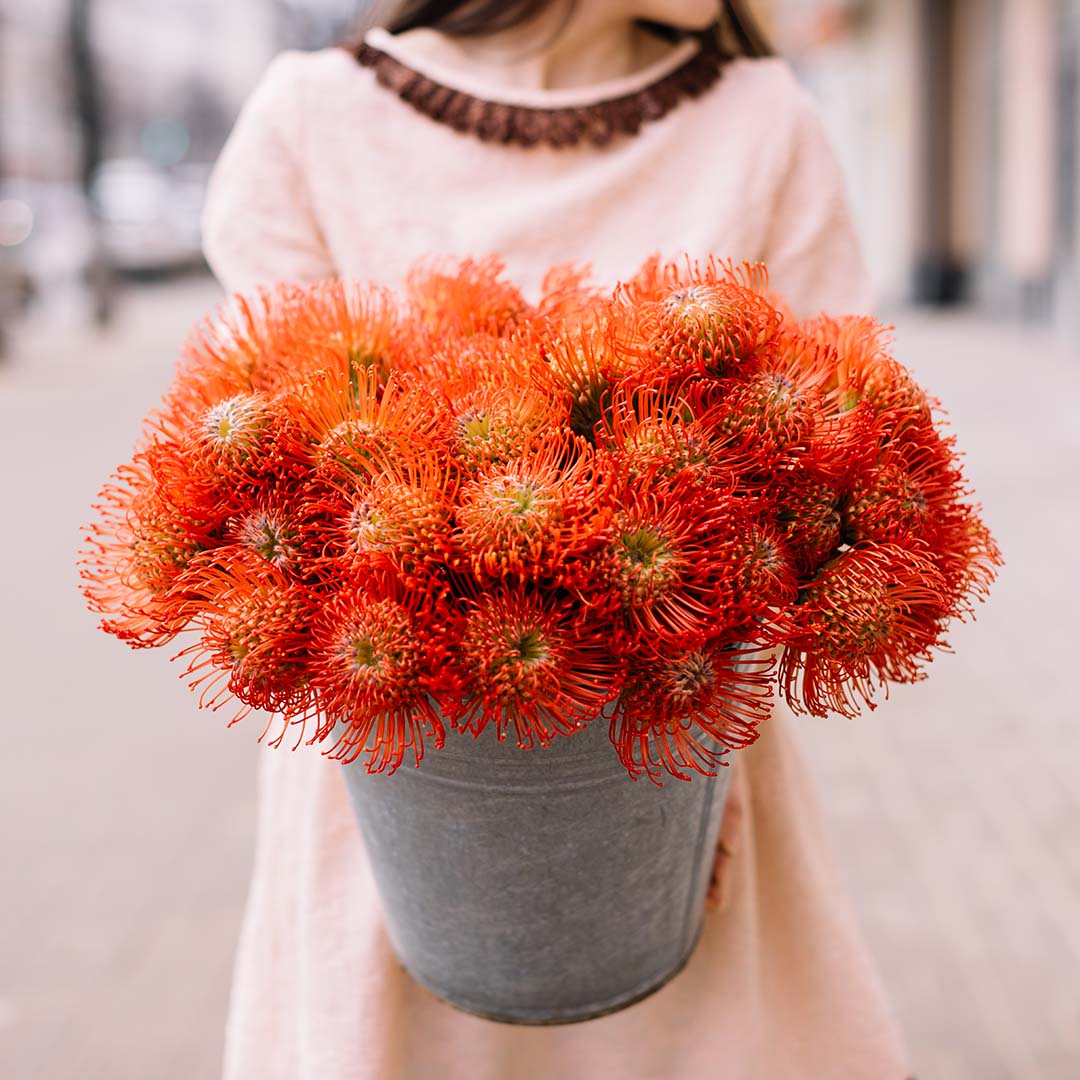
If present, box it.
[774,468,844,576]
[176,562,317,732]
[453,437,614,586]
[455,585,623,749]
[80,456,220,647]
[309,573,454,772]
[406,255,531,337]
[610,642,774,783]
[595,380,743,489]
[778,543,950,717]
[288,367,448,484]
[604,480,760,645]
[635,259,783,379]
[441,353,568,471]
[323,455,457,582]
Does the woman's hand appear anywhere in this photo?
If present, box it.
[707,760,748,911]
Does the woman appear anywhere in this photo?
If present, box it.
[203,2,912,1076]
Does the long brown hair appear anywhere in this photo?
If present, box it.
[384,0,773,56]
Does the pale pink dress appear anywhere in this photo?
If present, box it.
[202,30,912,1080]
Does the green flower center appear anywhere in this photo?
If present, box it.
[202,395,267,456]
[617,526,678,600]
[506,627,549,666]
[459,410,494,446]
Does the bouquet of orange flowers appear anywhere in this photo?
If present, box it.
[81,256,999,783]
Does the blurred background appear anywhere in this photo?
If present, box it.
[1,1,1077,1078]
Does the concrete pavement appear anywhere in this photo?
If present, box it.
[1,282,1077,1079]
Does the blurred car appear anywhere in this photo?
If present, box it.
[0,179,97,336]
[91,157,210,277]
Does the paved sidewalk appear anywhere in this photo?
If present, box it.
[1,284,1076,1079]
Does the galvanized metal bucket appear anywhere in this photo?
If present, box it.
[341,714,731,1024]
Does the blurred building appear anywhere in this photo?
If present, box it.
[0,0,368,307]
[770,0,1080,340]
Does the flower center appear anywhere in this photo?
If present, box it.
[458,409,493,446]
[344,632,399,680]
[347,501,386,549]
[506,627,550,666]
[202,395,267,456]
[485,478,553,523]
[235,512,297,568]
[616,526,679,600]
[620,527,671,568]
[669,650,715,700]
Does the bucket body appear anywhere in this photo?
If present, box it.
[341,715,731,1024]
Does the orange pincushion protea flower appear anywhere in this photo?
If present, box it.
[453,436,615,587]
[316,454,457,585]
[605,479,760,646]
[406,255,531,338]
[532,306,643,441]
[287,367,447,484]
[774,466,844,576]
[595,380,745,489]
[175,560,317,733]
[454,585,623,749]
[806,314,937,439]
[611,642,774,782]
[631,259,783,381]
[81,456,221,647]
[175,285,306,395]
[309,572,454,771]
[278,278,404,387]
[778,543,951,717]
[435,337,570,470]
[81,254,1000,781]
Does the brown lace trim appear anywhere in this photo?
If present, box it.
[348,37,730,149]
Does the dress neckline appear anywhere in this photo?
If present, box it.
[350,27,729,149]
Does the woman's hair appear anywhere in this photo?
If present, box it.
[384,1,773,57]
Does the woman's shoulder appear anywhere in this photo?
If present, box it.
[712,55,821,120]
[253,46,364,96]
[242,47,372,129]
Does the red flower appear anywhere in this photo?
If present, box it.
[80,455,221,647]
[804,314,936,441]
[611,641,775,783]
[603,478,761,645]
[454,584,623,749]
[308,572,454,772]
[534,261,604,323]
[147,388,310,526]
[287,367,448,484]
[532,306,643,440]
[630,258,783,380]
[316,454,458,584]
[437,341,569,470]
[177,284,309,395]
[174,560,317,741]
[774,466,844,576]
[595,379,745,488]
[453,436,615,587]
[279,278,404,387]
[778,542,950,716]
[406,255,531,337]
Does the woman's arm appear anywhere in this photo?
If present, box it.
[202,52,337,294]
[761,76,873,320]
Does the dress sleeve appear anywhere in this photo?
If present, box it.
[760,80,873,320]
[202,51,337,294]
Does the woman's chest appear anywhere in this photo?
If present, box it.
[305,106,781,299]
